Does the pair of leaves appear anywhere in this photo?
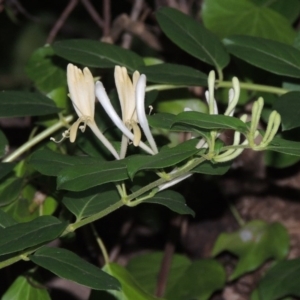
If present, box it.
[127,252,226,300]
[212,220,289,280]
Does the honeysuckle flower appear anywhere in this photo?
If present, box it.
[51,64,120,160]
[95,66,158,157]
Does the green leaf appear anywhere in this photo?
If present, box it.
[103,263,159,300]
[2,276,51,300]
[251,0,300,23]
[127,252,191,295]
[148,113,188,131]
[273,91,300,131]
[0,216,67,256]
[0,91,60,117]
[29,148,99,176]
[30,247,120,291]
[224,36,300,78]
[53,40,144,72]
[144,190,195,216]
[156,7,229,70]
[266,136,300,156]
[126,139,199,179]
[191,160,231,175]
[25,46,66,94]
[0,177,23,207]
[57,160,128,191]
[0,130,8,159]
[173,111,248,133]
[63,184,121,220]
[0,163,16,180]
[257,258,300,300]
[212,220,289,280]
[202,0,295,44]
[165,259,226,300]
[138,63,207,86]
[265,150,300,168]
[0,210,17,228]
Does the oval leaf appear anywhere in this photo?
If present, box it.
[0,210,17,228]
[0,91,60,117]
[63,184,121,220]
[0,163,16,180]
[2,276,51,300]
[0,216,67,256]
[273,91,300,131]
[30,247,120,291]
[145,190,195,216]
[156,7,229,70]
[224,35,300,78]
[267,136,300,156]
[138,63,207,86]
[212,220,289,280]
[258,258,300,300]
[53,40,144,72]
[202,0,295,44]
[57,160,128,191]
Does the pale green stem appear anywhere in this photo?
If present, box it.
[145,85,185,92]
[2,115,74,163]
[228,201,245,227]
[90,223,110,265]
[216,81,288,95]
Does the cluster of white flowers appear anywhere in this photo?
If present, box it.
[52,64,158,160]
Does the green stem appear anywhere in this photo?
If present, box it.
[2,115,74,163]
[146,85,185,92]
[90,223,110,265]
[216,81,288,95]
[228,201,245,227]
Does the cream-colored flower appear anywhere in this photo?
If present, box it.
[51,64,120,159]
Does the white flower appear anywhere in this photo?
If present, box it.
[51,64,120,160]
[95,66,158,157]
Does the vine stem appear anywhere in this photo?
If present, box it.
[216,81,288,95]
[228,201,245,227]
[2,115,74,163]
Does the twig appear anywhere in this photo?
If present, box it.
[121,0,144,49]
[103,0,111,38]
[81,0,104,28]
[155,216,182,297]
[46,0,79,44]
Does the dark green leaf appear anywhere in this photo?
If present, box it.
[127,252,191,295]
[31,247,120,291]
[273,91,300,131]
[212,220,289,280]
[138,63,207,86]
[224,36,300,78]
[165,259,226,300]
[57,160,128,191]
[53,40,144,72]
[191,160,231,175]
[148,113,188,131]
[173,111,248,133]
[2,276,51,300]
[63,184,121,220]
[0,216,67,256]
[267,137,300,156]
[145,190,195,216]
[29,148,99,176]
[0,210,17,228]
[258,258,300,300]
[0,163,16,180]
[265,150,300,168]
[0,130,8,159]
[156,7,229,70]
[103,263,158,299]
[251,0,300,23]
[202,0,295,44]
[0,177,23,207]
[126,139,199,179]
[25,46,66,94]
[0,91,60,117]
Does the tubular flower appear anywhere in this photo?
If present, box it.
[95,66,157,157]
[51,64,120,160]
